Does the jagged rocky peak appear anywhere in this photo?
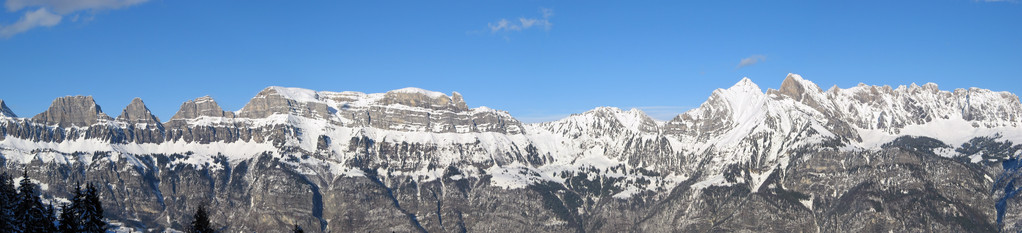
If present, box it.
[826,77,1022,130]
[775,73,824,101]
[0,99,15,117]
[957,87,1022,124]
[238,86,332,119]
[770,73,838,117]
[116,98,162,126]
[380,87,469,112]
[31,96,112,128]
[903,82,940,93]
[170,96,235,120]
[920,82,940,92]
[452,91,469,110]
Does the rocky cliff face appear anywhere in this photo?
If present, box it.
[169,96,236,120]
[0,100,15,118]
[117,98,162,126]
[1,74,1021,232]
[31,96,112,128]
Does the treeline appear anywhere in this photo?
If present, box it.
[1,170,308,233]
[0,171,106,233]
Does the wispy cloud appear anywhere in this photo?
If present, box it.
[487,8,554,34]
[6,0,148,14]
[1,0,149,38]
[736,55,767,69]
[0,8,60,38]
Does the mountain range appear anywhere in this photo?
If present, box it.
[1,73,1021,232]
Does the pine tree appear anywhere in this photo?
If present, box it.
[189,205,214,233]
[292,223,304,233]
[58,183,87,233]
[81,183,107,233]
[58,202,80,233]
[42,202,58,232]
[15,170,49,233]
[0,172,19,232]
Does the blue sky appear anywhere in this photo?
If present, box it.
[0,0,1019,122]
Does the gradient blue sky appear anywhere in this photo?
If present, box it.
[1,0,1019,122]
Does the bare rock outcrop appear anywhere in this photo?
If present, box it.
[0,99,14,117]
[117,98,163,127]
[170,96,236,120]
[31,96,112,127]
[238,87,333,120]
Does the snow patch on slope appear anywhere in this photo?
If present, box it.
[268,86,322,103]
[389,87,450,99]
[854,118,1022,150]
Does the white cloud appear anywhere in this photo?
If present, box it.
[0,8,60,38]
[1,0,148,38]
[488,8,553,34]
[488,19,520,32]
[736,55,767,69]
[6,0,148,14]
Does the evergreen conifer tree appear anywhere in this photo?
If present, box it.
[81,183,107,233]
[0,172,19,232]
[292,223,304,233]
[188,205,214,233]
[42,202,58,232]
[16,170,49,233]
[58,202,80,233]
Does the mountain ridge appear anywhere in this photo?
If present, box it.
[1,73,1021,232]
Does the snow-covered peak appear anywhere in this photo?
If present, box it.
[388,87,450,99]
[827,79,1022,132]
[625,108,665,132]
[588,107,657,131]
[3,73,1022,203]
[726,77,762,94]
[671,77,768,125]
[248,86,467,113]
[549,106,627,126]
[195,96,216,103]
[717,78,768,119]
[540,106,660,137]
[265,86,322,103]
